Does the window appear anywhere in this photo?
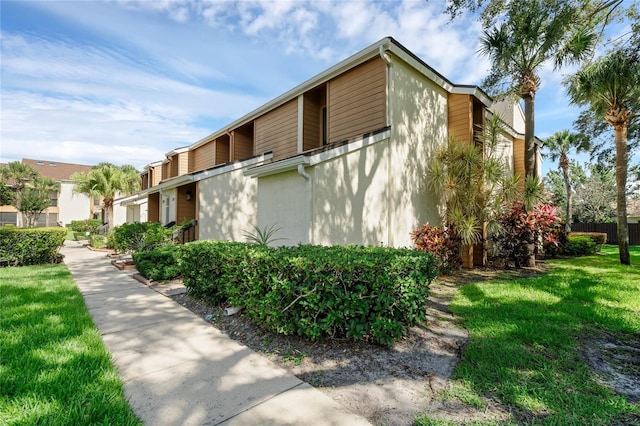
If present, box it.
[93,196,101,206]
[36,161,45,166]
[0,212,17,226]
[49,162,57,167]
[49,191,58,207]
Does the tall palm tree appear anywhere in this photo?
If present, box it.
[567,48,640,265]
[479,0,596,179]
[70,163,140,231]
[543,130,590,231]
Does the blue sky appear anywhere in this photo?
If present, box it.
[0,0,633,174]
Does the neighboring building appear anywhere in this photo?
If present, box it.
[0,159,100,227]
[627,199,640,224]
[130,37,535,266]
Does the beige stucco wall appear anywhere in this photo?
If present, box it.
[388,56,449,247]
[256,170,309,245]
[59,181,92,224]
[495,133,515,177]
[311,140,390,246]
[199,168,257,242]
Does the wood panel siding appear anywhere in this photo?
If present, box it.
[303,87,326,151]
[151,166,162,186]
[192,141,216,172]
[513,138,525,182]
[448,94,472,145]
[216,136,230,165]
[327,58,386,143]
[162,162,170,181]
[178,152,189,175]
[148,193,160,223]
[141,171,149,190]
[255,99,298,162]
[233,124,254,161]
[170,155,179,178]
[176,183,196,226]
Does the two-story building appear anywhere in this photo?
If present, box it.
[123,37,535,265]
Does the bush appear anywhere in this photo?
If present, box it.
[111,222,172,253]
[89,234,108,249]
[69,219,102,233]
[564,235,598,256]
[411,223,460,274]
[0,227,66,266]
[179,241,438,345]
[133,245,181,281]
[569,232,606,251]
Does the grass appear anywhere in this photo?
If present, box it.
[0,264,140,425]
[418,245,640,425]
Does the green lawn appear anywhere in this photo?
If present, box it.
[419,246,640,425]
[0,264,140,425]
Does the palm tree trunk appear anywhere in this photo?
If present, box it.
[614,124,630,265]
[562,158,572,233]
[523,94,538,179]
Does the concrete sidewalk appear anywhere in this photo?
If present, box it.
[62,243,370,426]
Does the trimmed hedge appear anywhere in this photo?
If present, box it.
[179,241,438,345]
[133,245,181,282]
[565,235,601,256]
[568,232,606,252]
[111,222,172,253]
[0,227,66,266]
[69,219,102,233]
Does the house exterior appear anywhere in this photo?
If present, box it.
[0,159,101,227]
[128,37,534,265]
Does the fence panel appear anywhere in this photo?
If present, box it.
[571,222,640,245]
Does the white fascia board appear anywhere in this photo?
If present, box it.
[165,146,189,157]
[450,86,493,107]
[193,152,274,182]
[143,161,163,171]
[245,128,391,178]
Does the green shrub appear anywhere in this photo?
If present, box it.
[569,232,607,252]
[111,222,172,253]
[89,234,108,249]
[69,219,102,233]
[133,245,181,281]
[564,235,598,256]
[0,227,66,266]
[179,242,437,345]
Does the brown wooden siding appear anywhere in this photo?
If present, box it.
[216,136,230,165]
[448,94,472,145]
[151,166,162,186]
[162,162,170,181]
[303,87,325,151]
[169,155,179,178]
[148,193,160,223]
[192,141,216,172]
[233,124,254,160]
[255,99,298,161]
[176,183,196,226]
[327,58,386,142]
[513,138,525,182]
[141,172,149,190]
[178,152,189,175]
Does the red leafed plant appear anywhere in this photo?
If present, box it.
[411,223,461,275]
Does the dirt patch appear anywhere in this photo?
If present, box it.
[170,273,514,425]
[582,329,640,403]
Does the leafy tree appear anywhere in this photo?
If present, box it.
[0,161,39,215]
[573,164,617,223]
[478,0,597,180]
[70,163,140,231]
[567,48,640,264]
[543,130,590,231]
[19,176,60,228]
[0,182,12,206]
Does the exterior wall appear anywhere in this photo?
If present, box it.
[192,142,216,173]
[59,181,92,224]
[112,200,128,227]
[232,126,254,161]
[513,138,525,179]
[255,99,298,161]
[216,138,230,165]
[176,183,197,226]
[148,193,160,222]
[257,170,309,245]
[151,166,162,186]
[178,152,189,175]
[198,168,257,241]
[389,56,449,247]
[303,88,325,151]
[448,93,472,144]
[494,133,515,177]
[162,162,170,181]
[311,140,390,246]
[327,58,386,142]
[170,155,179,178]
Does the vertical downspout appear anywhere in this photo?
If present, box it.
[380,43,393,247]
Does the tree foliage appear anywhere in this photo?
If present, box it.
[18,177,60,228]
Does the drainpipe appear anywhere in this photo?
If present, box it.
[380,43,393,247]
[297,164,313,244]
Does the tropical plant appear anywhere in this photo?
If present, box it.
[566,48,640,265]
[543,130,590,230]
[243,224,287,246]
[18,176,60,228]
[0,182,12,206]
[0,161,39,221]
[478,0,597,179]
[70,163,140,231]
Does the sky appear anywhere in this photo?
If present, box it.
[0,0,634,175]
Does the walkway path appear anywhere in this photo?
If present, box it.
[62,243,370,426]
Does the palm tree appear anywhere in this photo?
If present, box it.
[70,163,140,231]
[543,130,590,231]
[567,48,640,265]
[479,0,596,179]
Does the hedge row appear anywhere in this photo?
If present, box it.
[0,227,66,266]
[178,241,437,345]
[132,245,181,282]
[565,232,607,256]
